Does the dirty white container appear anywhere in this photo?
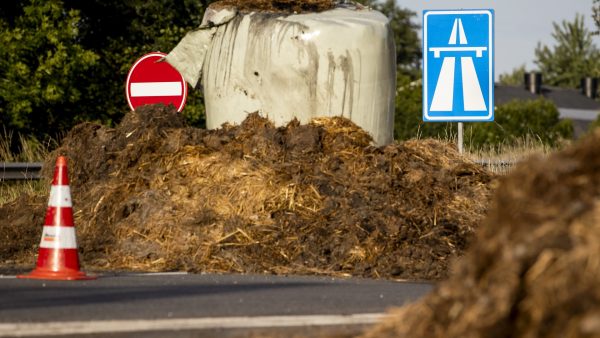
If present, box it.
[167,3,396,145]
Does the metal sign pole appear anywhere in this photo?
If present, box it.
[457,122,464,154]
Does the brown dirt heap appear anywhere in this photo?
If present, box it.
[209,0,336,14]
[0,105,493,280]
[364,130,600,336]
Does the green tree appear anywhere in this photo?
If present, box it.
[534,14,600,88]
[498,65,527,86]
[64,0,208,126]
[0,0,100,139]
[357,0,421,77]
[0,0,209,143]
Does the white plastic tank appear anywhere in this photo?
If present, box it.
[166,2,396,145]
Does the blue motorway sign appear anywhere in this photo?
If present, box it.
[423,9,494,122]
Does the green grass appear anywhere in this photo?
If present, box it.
[0,131,53,205]
[0,180,48,205]
[465,135,566,175]
[414,129,566,175]
[0,128,54,162]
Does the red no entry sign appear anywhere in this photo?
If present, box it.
[125,52,188,112]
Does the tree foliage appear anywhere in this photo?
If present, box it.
[0,0,100,137]
[64,0,208,127]
[498,65,527,86]
[0,0,207,142]
[534,14,600,88]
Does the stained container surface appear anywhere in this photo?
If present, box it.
[167,6,396,145]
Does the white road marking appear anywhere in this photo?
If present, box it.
[448,19,458,45]
[461,57,487,111]
[0,313,386,337]
[429,57,455,111]
[122,271,189,276]
[130,82,182,97]
[458,19,468,45]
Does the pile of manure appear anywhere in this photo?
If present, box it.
[208,0,337,14]
[1,105,494,280]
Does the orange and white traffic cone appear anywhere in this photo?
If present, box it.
[18,156,95,280]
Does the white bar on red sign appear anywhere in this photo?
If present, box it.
[39,226,78,249]
[130,82,182,97]
[48,185,72,208]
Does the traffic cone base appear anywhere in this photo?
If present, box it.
[18,268,95,281]
[18,248,95,280]
[18,156,96,281]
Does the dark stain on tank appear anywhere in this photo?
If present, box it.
[299,38,320,114]
[205,15,244,90]
[223,16,241,87]
[205,11,338,117]
[326,51,337,113]
[326,50,355,117]
[339,51,354,118]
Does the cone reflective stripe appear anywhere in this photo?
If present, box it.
[49,185,73,207]
[18,156,95,281]
[39,226,78,249]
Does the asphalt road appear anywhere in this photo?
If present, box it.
[0,272,433,337]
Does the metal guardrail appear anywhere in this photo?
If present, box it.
[0,162,43,180]
[473,159,518,167]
